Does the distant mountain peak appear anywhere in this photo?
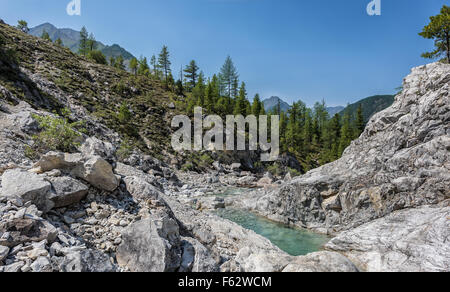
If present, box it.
[28,22,135,63]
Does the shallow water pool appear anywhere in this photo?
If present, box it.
[215,208,330,256]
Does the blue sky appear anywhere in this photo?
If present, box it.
[1,0,446,106]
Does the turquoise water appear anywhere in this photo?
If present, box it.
[215,208,330,256]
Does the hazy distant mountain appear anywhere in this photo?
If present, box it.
[262,96,291,113]
[326,106,345,116]
[340,95,395,122]
[29,23,135,65]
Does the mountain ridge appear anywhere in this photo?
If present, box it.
[28,22,135,64]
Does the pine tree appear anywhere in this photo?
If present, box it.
[87,33,97,52]
[118,102,131,124]
[115,55,125,70]
[192,73,205,107]
[419,5,450,63]
[17,20,29,33]
[158,46,171,83]
[150,55,158,75]
[184,60,199,91]
[251,94,262,116]
[137,56,150,76]
[233,82,247,116]
[54,38,63,46]
[130,57,138,76]
[219,56,239,98]
[41,30,51,41]
[109,56,116,67]
[355,104,365,137]
[78,26,89,56]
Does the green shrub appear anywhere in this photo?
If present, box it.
[31,108,84,153]
[88,50,107,65]
[117,138,134,161]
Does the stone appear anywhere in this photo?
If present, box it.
[123,176,163,201]
[30,256,52,272]
[73,156,119,192]
[179,237,218,272]
[48,176,89,208]
[116,215,182,272]
[325,205,450,272]
[32,151,83,173]
[282,251,359,272]
[0,218,58,247]
[2,261,25,272]
[1,169,54,212]
[79,137,115,160]
[59,250,116,272]
[0,246,9,262]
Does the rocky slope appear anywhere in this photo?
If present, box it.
[0,22,357,272]
[234,62,450,271]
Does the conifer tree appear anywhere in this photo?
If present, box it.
[158,46,171,83]
[219,56,239,98]
[419,5,450,63]
[355,104,365,137]
[78,26,89,56]
[41,30,51,41]
[129,57,138,76]
[184,60,199,91]
[17,20,29,33]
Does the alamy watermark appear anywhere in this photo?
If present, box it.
[171,107,280,162]
[367,0,381,16]
[67,0,81,16]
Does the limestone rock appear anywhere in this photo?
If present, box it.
[73,156,118,192]
[180,237,218,272]
[59,250,116,272]
[325,204,450,272]
[48,176,89,208]
[0,246,9,262]
[32,151,83,173]
[79,137,115,160]
[123,176,163,201]
[116,215,181,272]
[0,218,58,247]
[282,251,359,272]
[30,256,52,272]
[1,169,53,212]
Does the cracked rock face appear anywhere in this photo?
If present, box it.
[325,203,450,272]
[240,62,450,232]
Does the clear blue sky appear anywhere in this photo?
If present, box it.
[1,0,446,106]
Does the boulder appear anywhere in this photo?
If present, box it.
[1,169,53,212]
[47,176,89,208]
[116,215,182,272]
[73,156,119,192]
[59,250,116,272]
[282,251,359,272]
[30,256,52,272]
[179,237,218,272]
[325,204,450,272]
[123,176,163,201]
[0,218,57,247]
[0,246,9,262]
[79,137,115,160]
[32,151,83,173]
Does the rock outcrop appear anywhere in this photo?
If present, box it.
[238,62,449,232]
[232,62,450,272]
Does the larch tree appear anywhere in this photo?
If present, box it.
[219,56,239,98]
[158,46,172,83]
[17,20,29,33]
[419,5,450,63]
[184,60,199,91]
